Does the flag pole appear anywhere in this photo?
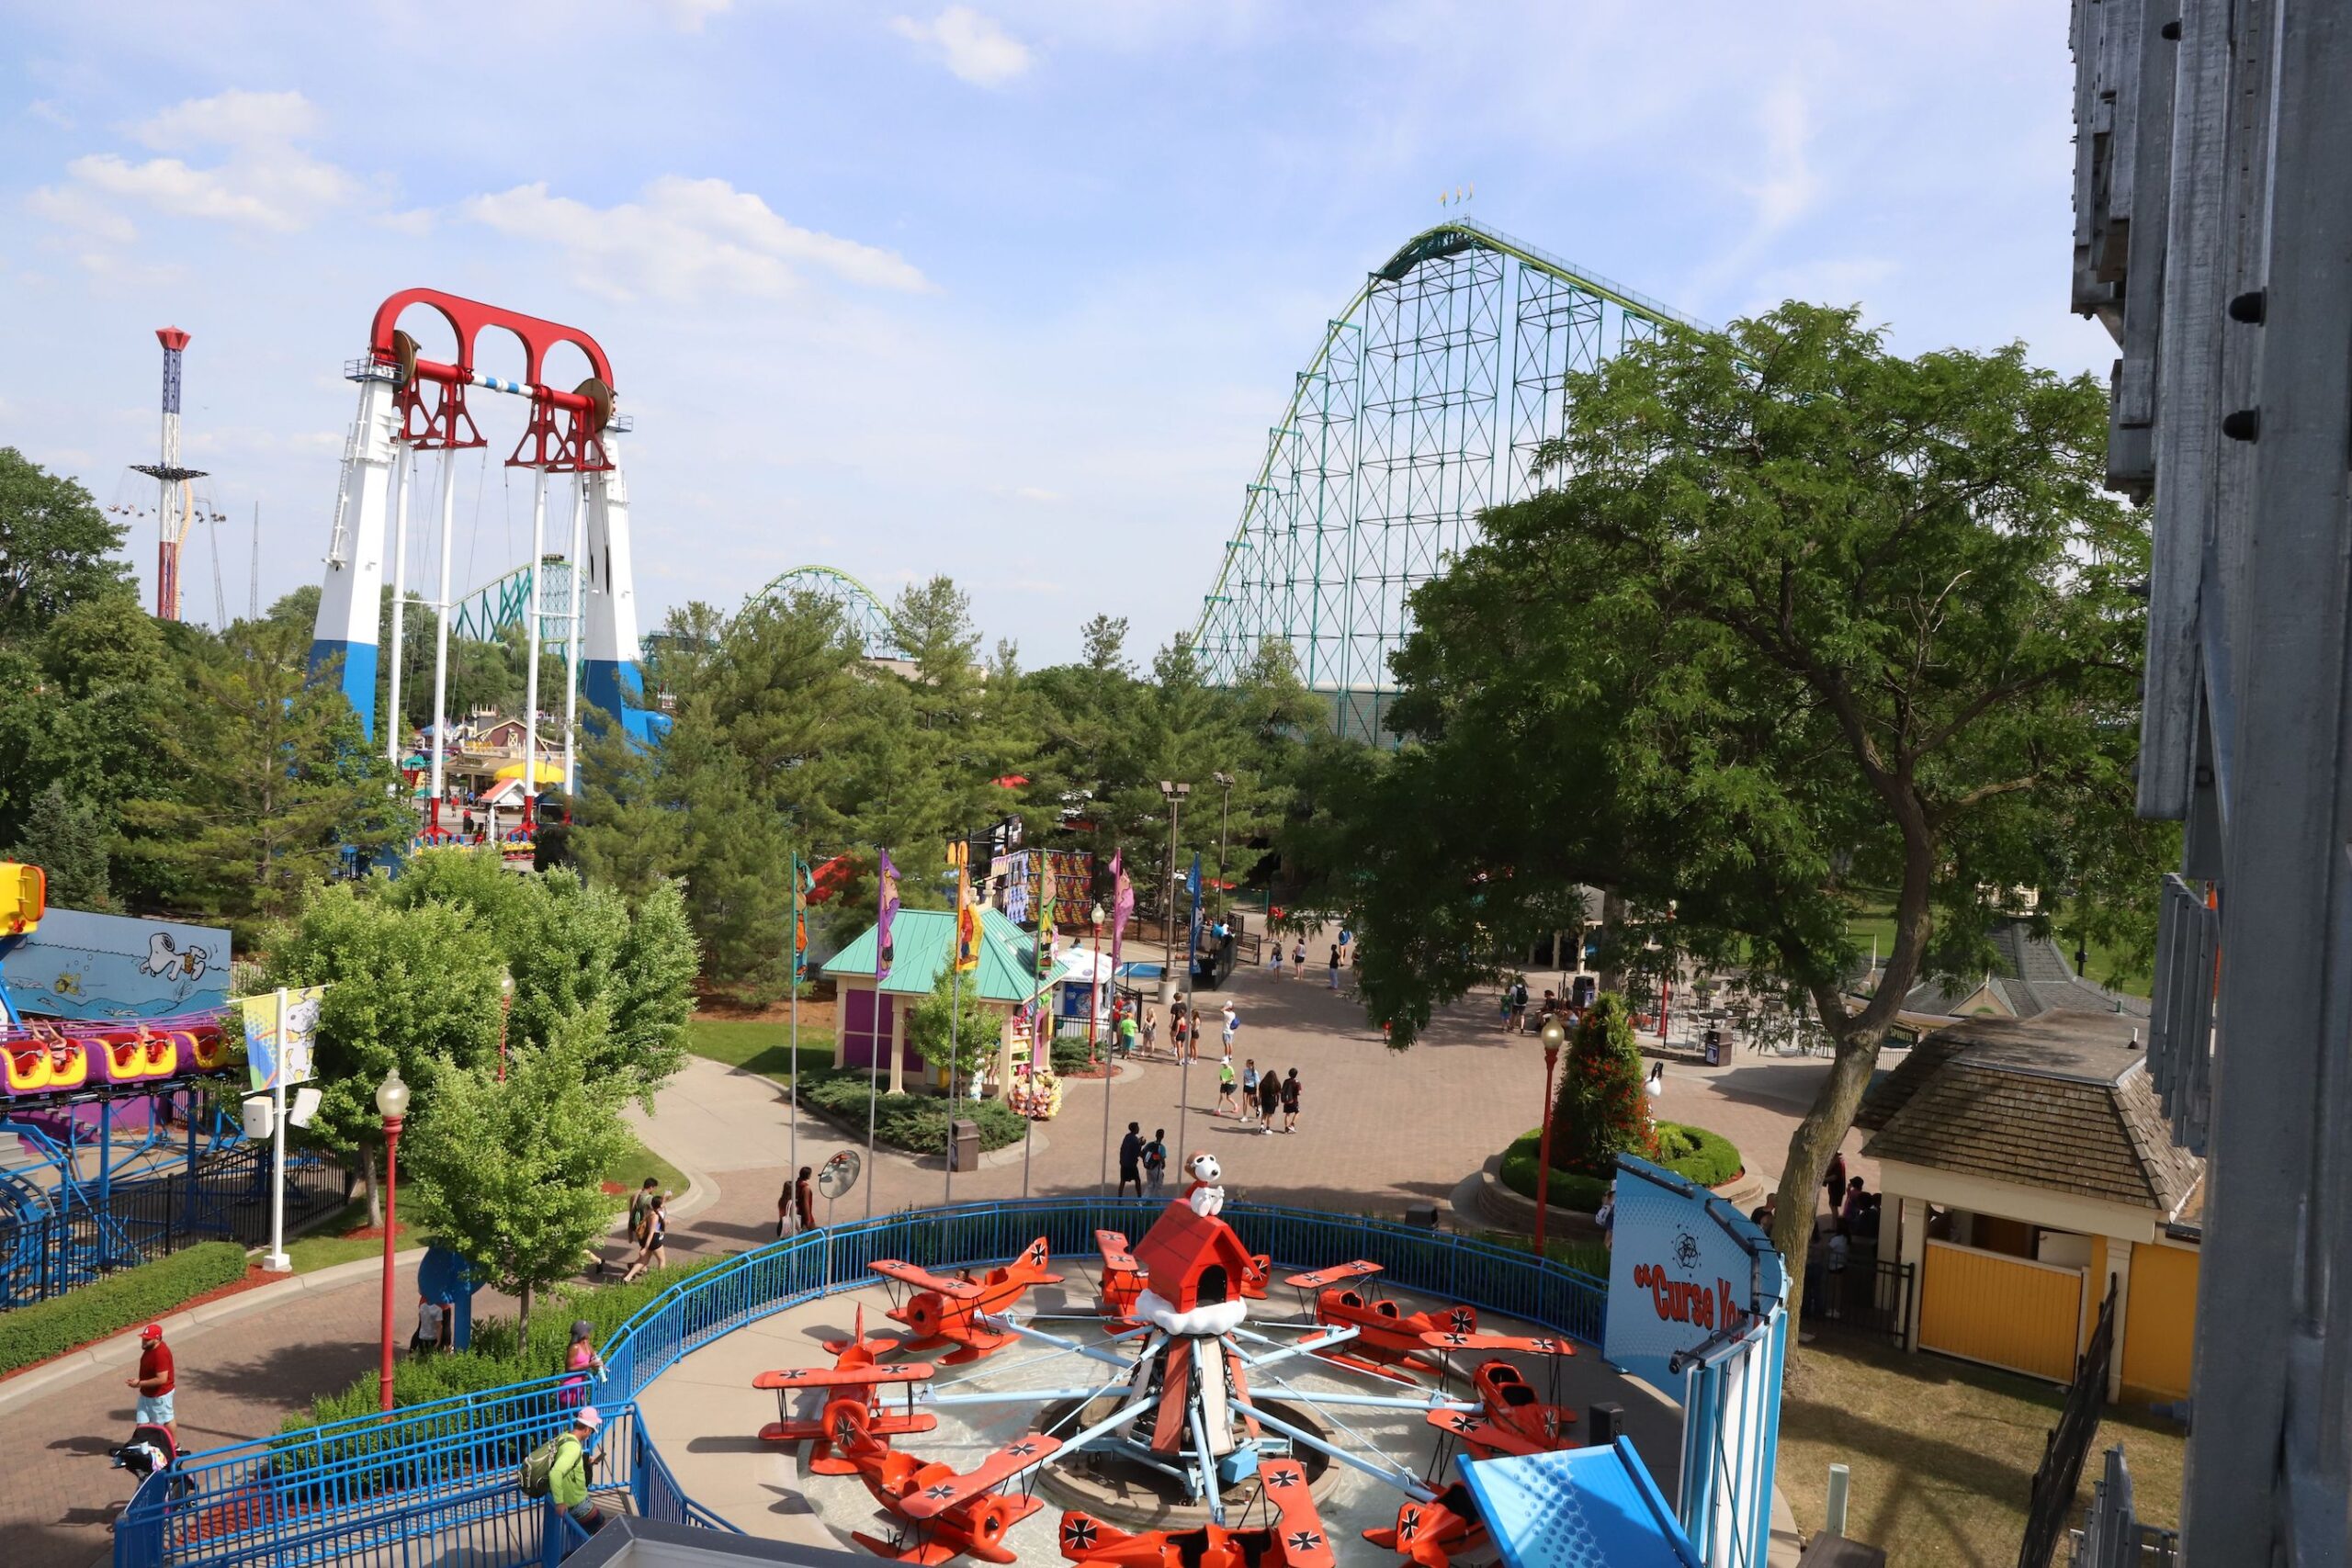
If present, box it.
[788,852,800,1213]
[945,841,963,1210]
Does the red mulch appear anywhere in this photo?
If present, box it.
[0,1266,278,1384]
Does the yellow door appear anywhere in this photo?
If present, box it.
[1919,1240,2085,1382]
[2121,1242,2199,1404]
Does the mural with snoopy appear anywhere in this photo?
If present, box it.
[0,908,231,1021]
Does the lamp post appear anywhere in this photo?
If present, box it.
[1087,901,1106,1068]
[1211,772,1234,918]
[495,968,514,1084]
[375,1066,411,1413]
[1157,781,1190,1008]
[1534,1020,1566,1258]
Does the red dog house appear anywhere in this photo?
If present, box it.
[1132,1201,1258,1316]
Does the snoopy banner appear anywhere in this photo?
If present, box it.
[241,986,326,1093]
[0,907,229,1021]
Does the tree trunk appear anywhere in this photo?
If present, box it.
[362,1145,382,1227]
[519,1281,533,1344]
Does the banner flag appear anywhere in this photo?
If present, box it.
[876,850,899,983]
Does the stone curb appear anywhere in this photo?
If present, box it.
[1470,1155,1766,1238]
[0,1246,431,1419]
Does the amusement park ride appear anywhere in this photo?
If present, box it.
[752,1156,1583,1567]
[0,864,244,1306]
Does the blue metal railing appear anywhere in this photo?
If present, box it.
[119,1199,1605,1567]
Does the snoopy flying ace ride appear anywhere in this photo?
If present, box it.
[1182,1152,1226,1217]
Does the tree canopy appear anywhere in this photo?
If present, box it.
[1295,304,2166,1307]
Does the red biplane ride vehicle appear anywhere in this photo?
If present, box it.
[827,1396,1062,1566]
[1361,1480,1492,1568]
[1283,1263,1570,1383]
[1057,1458,1336,1568]
[753,1306,936,1474]
[871,1237,1063,1363]
[1424,1359,1576,1460]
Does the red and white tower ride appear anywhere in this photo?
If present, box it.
[130,327,205,622]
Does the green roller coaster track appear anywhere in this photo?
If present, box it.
[450,560,910,665]
[742,563,910,661]
[1188,217,1708,745]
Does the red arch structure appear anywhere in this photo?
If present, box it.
[366,288,618,472]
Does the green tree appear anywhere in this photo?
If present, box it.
[400,1009,632,1337]
[904,964,1000,1084]
[262,880,506,1219]
[1306,305,2156,1311]
[0,448,132,639]
[11,779,114,911]
[1546,995,1657,1175]
[117,619,410,935]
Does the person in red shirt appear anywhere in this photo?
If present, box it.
[129,1323,176,1446]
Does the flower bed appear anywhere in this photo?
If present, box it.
[1498,1121,1744,1212]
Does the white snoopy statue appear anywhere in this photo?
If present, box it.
[1182,1151,1226,1218]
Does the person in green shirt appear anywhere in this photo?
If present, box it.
[545,1407,605,1532]
[1216,1054,1238,1116]
[1115,1010,1139,1058]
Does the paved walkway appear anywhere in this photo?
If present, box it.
[2,943,1869,1567]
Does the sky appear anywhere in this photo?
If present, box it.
[0,1,2110,667]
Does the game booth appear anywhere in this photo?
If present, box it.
[117,1154,1787,1568]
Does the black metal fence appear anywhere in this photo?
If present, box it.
[2019,1278,2120,1568]
[1803,1255,1915,1349]
[0,1142,351,1307]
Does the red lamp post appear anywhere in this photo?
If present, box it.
[1086,903,1105,1069]
[1534,1018,1566,1258]
[375,1067,411,1413]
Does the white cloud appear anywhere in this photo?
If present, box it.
[460,175,931,302]
[890,6,1033,87]
[28,88,357,239]
[132,88,318,151]
[27,98,73,130]
[1744,84,1821,234]
[662,0,734,30]
[1013,486,1062,502]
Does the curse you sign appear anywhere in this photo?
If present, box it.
[1602,1154,1784,1391]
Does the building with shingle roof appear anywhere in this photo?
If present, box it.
[1855,1011,2203,1404]
[1878,918,2152,1026]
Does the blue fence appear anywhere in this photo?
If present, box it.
[118,1199,1606,1568]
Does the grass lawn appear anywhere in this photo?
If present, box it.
[1778,1334,2182,1565]
[606,1134,687,1196]
[683,1017,835,1081]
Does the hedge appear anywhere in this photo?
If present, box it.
[0,1241,249,1377]
[794,1069,1026,1152]
[280,1252,734,1438]
[1498,1122,1744,1212]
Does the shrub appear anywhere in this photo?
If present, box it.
[795,1070,1026,1152]
[1498,1121,1743,1211]
[1545,994,1658,1175]
[0,1242,249,1377]
[1050,1037,1098,1075]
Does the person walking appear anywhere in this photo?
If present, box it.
[1216,1054,1238,1117]
[1167,1006,1182,1060]
[1328,944,1342,990]
[1292,938,1306,975]
[128,1322,176,1450]
[1116,1008,1139,1059]
[1280,1068,1301,1134]
[412,1292,451,1357]
[1117,1122,1145,1197]
[1256,1064,1280,1133]
[1143,1004,1159,1056]
[1143,1129,1168,1197]
[526,1404,607,1536]
[620,1195,667,1282]
[1270,941,1284,980]
[614,1176,661,1273]
[560,1319,607,1406]
[1220,1001,1238,1053]
[1822,1151,1849,1228]
[1239,1059,1261,1125]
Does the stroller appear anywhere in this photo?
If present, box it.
[110,1422,186,1492]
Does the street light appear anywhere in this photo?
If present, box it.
[1157,781,1191,1008]
[375,1066,411,1413]
[1211,772,1234,919]
[495,968,514,1083]
[1534,1019,1566,1258]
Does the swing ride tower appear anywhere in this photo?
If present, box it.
[129,327,206,623]
[307,289,655,821]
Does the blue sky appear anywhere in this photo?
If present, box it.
[1,1,2108,666]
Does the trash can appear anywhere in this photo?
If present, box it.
[950,1118,980,1173]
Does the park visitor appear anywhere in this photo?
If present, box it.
[1118,1122,1145,1197]
[1143,1004,1159,1055]
[796,1166,816,1232]
[1216,1054,1238,1116]
[620,1195,667,1282]
[1144,1130,1168,1195]
[1240,1059,1261,1123]
[1329,945,1343,990]
[1292,938,1306,974]
[1220,1001,1238,1050]
[1256,1065,1280,1133]
[412,1293,451,1357]
[1281,1068,1301,1133]
[128,1322,176,1449]
[627,1177,660,1247]
[1270,942,1284,979]
[521,1405,606,1535]
[1117,1008,1139,1058]
[1823,1152,1849,1224]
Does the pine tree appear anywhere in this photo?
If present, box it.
[1547,995,1657,1176]
[11,778,115,911]
[905,964,1000,1084]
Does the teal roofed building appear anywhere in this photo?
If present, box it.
[822,907,1043,1095]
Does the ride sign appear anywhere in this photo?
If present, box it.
[1602,1154,1781,1391]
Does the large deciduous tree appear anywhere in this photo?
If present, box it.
[0,447,132,638]
[1308,305,2155,1311]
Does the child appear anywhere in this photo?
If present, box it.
[1240,1058,1261,1124]
[1216,1055,1238,1116]
[1280,1067,1301,1134]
